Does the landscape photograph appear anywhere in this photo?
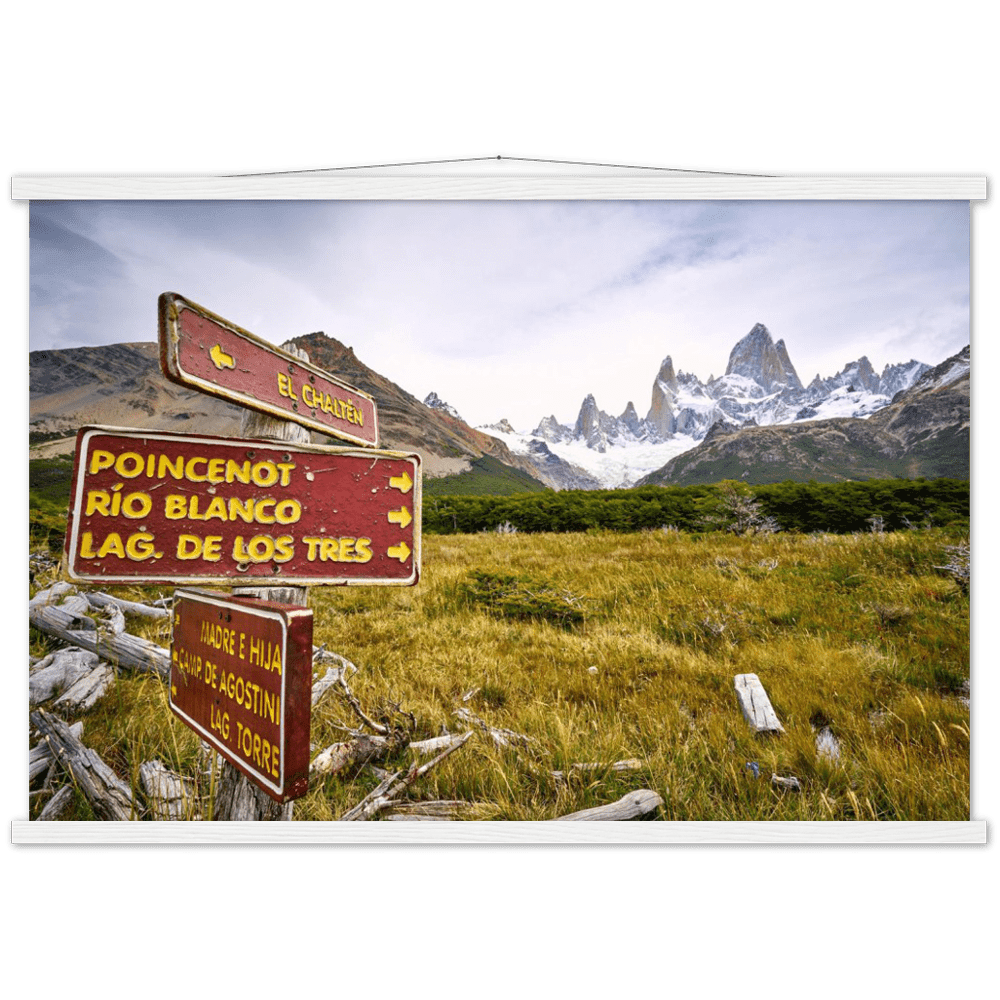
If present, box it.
[27,197,971,825]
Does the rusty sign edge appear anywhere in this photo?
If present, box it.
[158,292,380,448]
[64,424,421,587]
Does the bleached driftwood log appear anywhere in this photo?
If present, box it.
[551,759,643,783]
[555,788,663,821]
[53,662,116,713]
[89,591,171,621]
[733,673,785,734]
[29,648,99,706]
[454,707,536,749]
[382,800,477,820]
[30,709,134,820]
[310,730,472,779]
[30,598,170,679]
[311,654,355,707]
[341,730,474,821]
[38,785,75,821]
[29,722,83,784]
[771,774,802,792]
[140,760,198,820]
[29,582,76,607]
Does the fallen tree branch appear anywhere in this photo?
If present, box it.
[381,800,478,821]
[555,789,664,821]
[53,662,116,714]
[551,759,644,783]
[453,707,536,749]
[89,591,171,621]
[29,649,99,706]
[29,721,83,784]
[340,730,474,821]
[30,598,170,679]
[37,785,75,821]
[30,709,135,821]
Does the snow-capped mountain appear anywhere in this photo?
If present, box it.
[423,391,465,422]
[479,323,940,489]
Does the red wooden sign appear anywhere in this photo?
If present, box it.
[169,589,313,802]
[158,292,379,447]
[64,426,421,586]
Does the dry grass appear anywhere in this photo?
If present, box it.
[29,527,970,821]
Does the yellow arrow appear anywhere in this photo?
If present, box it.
[209,343,236,370]
[388,506,412,529]
[388,470,413,494]
[387,541,411,563]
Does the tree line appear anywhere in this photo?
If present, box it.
[422,478,969,536]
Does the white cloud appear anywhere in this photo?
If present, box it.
[30,199,969,430]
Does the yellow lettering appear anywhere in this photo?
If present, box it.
[186,457,209,482]
[125,531,160,560]
[121,492,152,519]
[228,497,255,523]
[85,490,111,517]
[202,497,228,521]
[89,450,115,475]
[251,462,278,487]
[165,495,187,519]
[202,536,222,562]
[274,499,301,524]
[354,537,373,563]
[207,458,225,483]
[114,453,144,478]
[158,453,184,480]
[80,532,97,558]
[176,535,203,560]
[97,533,125,559]
[255,499,276,523]
[274,536,294,563]
[338,537,356,561]
[276,463,295,487]
[303,537,322,561]
[225,459,251,485]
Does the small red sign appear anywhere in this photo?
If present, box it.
[64,426,421,586]
[159,292,379,447]
[169,589,313,802]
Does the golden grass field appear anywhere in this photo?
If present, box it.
[29,527,970,821]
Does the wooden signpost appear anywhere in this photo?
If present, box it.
[64,427,421,587]
[159,292,379,447]
[60,294,421,816]
[170,589,313,802]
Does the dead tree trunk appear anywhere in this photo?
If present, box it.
[212,342,311,822]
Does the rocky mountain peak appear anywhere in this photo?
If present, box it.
[423,391,464,422]
[655,355,678,391]
[725,323,801,393]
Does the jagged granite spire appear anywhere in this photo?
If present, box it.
[725,323,802,393]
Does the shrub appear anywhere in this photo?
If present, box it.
[460,570,588,627]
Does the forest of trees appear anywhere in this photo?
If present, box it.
[422,478,970,536]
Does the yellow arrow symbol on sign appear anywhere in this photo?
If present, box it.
[388,506,412,529]
[387,541,411,563]
[389,470,413,494]
[210,343,236,370]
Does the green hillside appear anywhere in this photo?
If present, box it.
[422,454,550,497]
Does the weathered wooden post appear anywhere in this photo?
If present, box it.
[214,342,311,820]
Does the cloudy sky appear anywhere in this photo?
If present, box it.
[30,199,969,430]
